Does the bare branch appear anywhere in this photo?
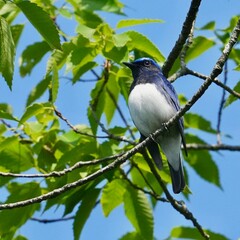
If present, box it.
[186,143,240,151]
[162,0,202,76]
[0,153,123,178]
[186,68,240,99]
[31,216,74,223]
[217,62,228,144]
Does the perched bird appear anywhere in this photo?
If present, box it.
[123,57,187,194]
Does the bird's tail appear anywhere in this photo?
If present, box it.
[168,156,185,194]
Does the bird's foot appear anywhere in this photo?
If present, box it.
[162,123,169,132]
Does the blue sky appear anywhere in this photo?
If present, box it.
[1,0,240,239]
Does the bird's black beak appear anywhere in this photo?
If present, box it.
[122,62,135,69]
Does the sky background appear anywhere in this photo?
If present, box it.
[1,0,240,239]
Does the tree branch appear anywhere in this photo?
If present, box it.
[0,153,123,178]
[162,0,202,76]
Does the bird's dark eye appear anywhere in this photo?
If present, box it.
[143,60,151,67]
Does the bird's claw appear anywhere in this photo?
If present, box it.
[162,123,169,132]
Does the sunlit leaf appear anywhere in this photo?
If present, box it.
[0,16,15,89]
[185,134,221,187]
[171,226,229,240]
[198,21,215,30]
[116,18,163,28]
[17,1,61,50]
[126,31,165,63]
[10,24,24,46]
[224,80,240,107]
[51,61,59,103]
[26,75,51,106]
[0,182,41,235]
[184,112,217,133]
[119,231,144,240]
[19,102,52,125]
[73,188,100,240]
[101,179,127,217]
[19,41,51,77]
[80,0,124,14]
[124,187,154,240]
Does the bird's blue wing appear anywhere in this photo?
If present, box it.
[154,73,188,156]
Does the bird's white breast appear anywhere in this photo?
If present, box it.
[128,83,175,137]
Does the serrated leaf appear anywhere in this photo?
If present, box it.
[73,188,100,240]
[184,112,217,133]
[51,61,59,103]
[224,80,240,107]
[126,31,165,63]
[104,74,120,124]
[0,182,41,235]
[17,1,61,50]
[124,187,154,240]
[19,102,51,125]
[0,16,15,89]
[10,24,24,46]
[171,226,229,240]
[88,79,106,134]
[26,75,51,106]
[117,18,163,28]
[101,179,127,217]
[185,134,221,187]
[19,41,51,77]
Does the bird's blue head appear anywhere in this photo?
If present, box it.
[123,57,161,79]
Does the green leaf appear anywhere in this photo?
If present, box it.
[51,61,59,103]
[88,79,106,134]
[19,102,51,125]
[0,16,15,89]
[73,188,100,240]
[170,36,215,75]
[0,136,34,174]
[184,112,217,133]
[10,24,24,46]
[0,182,41,235]
[0,111,18,122]
[80,0,124,14]
[224,80,240,107]
[117,18,163,28]
[198,21,216,30]
[104,73,120,124]
[19,41,51,77]
[185,134,221,187]
[171,226,229,240]
[186,36,215,62]
[17,1,61,50]
[119,231,144,240]
[26,75,51,106]
[126,31,165,62]
[101,179,127,217]
[124,187,154,240]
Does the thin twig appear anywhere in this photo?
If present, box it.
[0,153,123,178]
[31,216,74,223]
[216,62,228,144]
[120,168,168,203]
[186,68,240,99]
[162,0,202,76]
[185,143,240,151]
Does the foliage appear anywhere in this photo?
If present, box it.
[0,0,239,240]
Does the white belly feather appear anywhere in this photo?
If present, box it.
[128,83,175,137]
